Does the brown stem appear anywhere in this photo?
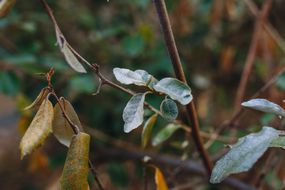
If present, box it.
[153,0,212,175]
[234,0,273,110]
[88,126,256,190]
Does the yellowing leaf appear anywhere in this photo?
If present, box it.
[24,88,49,111]
[60,132,90,190]
[0,0,16,17]
[53,98,83,147]
[154,166,169,190]
[20,99,54,159]
[141,114,157,148]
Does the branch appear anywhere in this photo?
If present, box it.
[224,65,285,129]
[244,0,285,53]
[87,127,256,190]
[152,0,213,175]
[234,0,273,110]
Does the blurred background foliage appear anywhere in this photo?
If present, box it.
[1,0,285,189]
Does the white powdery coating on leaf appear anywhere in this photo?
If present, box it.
[113,68,152,86]
[123,93,146,133]
[160,99,178,121]
[153,78,192,105]
[241,98,285,117]
[210,126,281,184]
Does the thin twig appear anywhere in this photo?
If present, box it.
[234,0,273,110]
[153,0,213,175]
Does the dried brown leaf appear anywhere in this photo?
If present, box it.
[20,98,54,159]
[52,98,83,147]
[24,88,49,111]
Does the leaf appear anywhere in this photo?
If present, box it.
[154,166,169,190]
[160,99,178,121]
[56,31,86,73]
[20,98,54,159]
[241,99,285,118]
[24,88,49,110]
[60,132,90,190]
[270,135,285,148]
[113,68,155,86]
[123,93,147,133]
[141,114,158,148]
[210,126,283,184]
[0,0,16,17]
[152,123,181,146]
[52,98,84,147]
[61,42,87,73]
[153,78,192,105]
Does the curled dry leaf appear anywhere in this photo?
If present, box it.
[154,166,169,190]
[60,132,90,190]
[52,98,83,147]
[141,114,158,148]
[0,0,16,17]
[24,88,49,111]
[20,98,54,159]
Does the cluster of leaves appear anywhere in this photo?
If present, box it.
[113,67,192,148]
[19,86,90,189]
[210,98,285,183]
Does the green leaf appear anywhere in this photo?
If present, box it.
[141,114,158,148]
[210,126,283,184]
[152,123,181,146]
[123,93,147,133]
[60,132,90,190]
[0,0,16,17]
[153,78,192,105]
[160,99,178,121]
[20,98,54,159]
[52,98,84,147]
[113,67,155,87]
[270,135,285,148]
[241,99,285,117]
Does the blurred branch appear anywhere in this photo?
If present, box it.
[234,0,273,110]
[153,0,213,175]
[87,127,256,190]
[224,65,285,129]
[244,0,285,53]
